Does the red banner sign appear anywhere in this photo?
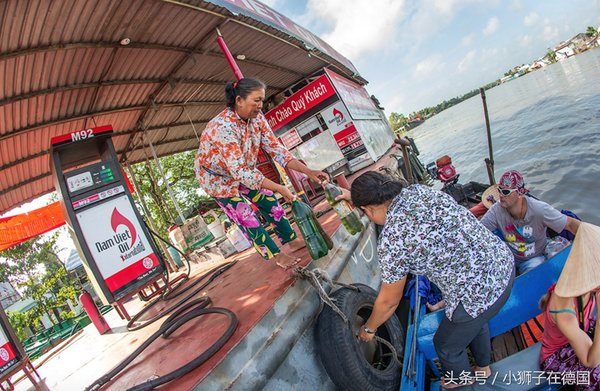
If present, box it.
[265,74,336,131]
[333,124,362,149]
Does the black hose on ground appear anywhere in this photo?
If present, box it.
[85,297,238,391]
[84,224,239,390]
[127,261,237,331]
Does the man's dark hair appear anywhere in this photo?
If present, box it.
[225,78,266,108]
[351,171,406,207]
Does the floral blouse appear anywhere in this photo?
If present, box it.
[378,185,514,320]
[195,107,294,198]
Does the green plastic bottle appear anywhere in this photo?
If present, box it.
[315,215,334,250]
[323,183,363,235]
[291,193,330,260]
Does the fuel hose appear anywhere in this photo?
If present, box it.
[85,226,239,390]
[85,297,237,391]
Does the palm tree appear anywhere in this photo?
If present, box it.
[545,49,558,64]
[586,26,599,48]
[586,26,598,37]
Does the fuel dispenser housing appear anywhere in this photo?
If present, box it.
[50,125,166,305]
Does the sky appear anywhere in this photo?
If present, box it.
[261,0,600,116]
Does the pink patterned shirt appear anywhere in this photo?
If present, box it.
[195,107,294,198]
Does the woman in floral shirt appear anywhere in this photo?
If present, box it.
[345,171,514,389]
[195,78,327,268]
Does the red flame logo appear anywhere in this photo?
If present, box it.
[332,108,344,121]
[110,208,137,248]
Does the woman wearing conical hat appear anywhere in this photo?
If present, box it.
[540,222,600,389]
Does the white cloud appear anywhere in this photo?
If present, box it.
[510,0,525,11]
[519,35,533,47]
[480,48,499,60]
[457,49,477,73]
[543,24,560,42]
[433,0,462,14]
[405,0,491,44]
[415,55,445,76]
[461,33,475,47]
[302,0,406,60]
[482,17,500,36]
[523,12,539,27]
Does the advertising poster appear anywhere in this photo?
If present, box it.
[320,102,367,160]
[279,128,302,149]
[76,195,160,295]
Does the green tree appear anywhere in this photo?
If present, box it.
[21,266,77,324]
[7,310,39,341]
[545,49,558,64]
[388,112,408,132]
[128,150,209,234]
[586,26,598,37]
[1,235,79,328]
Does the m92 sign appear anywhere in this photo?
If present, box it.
[50,125,114,146]
[71,128,94,142]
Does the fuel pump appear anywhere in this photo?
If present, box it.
[50,125,166,319]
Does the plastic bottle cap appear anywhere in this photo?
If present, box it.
[297,191,305,196]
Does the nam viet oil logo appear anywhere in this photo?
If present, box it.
[327,107,347,128]
[94,208,147,261]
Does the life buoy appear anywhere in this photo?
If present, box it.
[315,284,404,391]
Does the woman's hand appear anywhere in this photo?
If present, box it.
[426,300,446,312]
[278,185,297,203]
[307,169,329,185]
[334,187,352,202]
[357,325,375,342]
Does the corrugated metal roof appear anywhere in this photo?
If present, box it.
[0,0,364,214]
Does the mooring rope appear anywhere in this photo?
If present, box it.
[294,266,357,324]
[294,266,402,366]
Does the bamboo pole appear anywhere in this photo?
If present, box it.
[480,88,495,185]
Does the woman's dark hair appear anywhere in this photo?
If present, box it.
[350,171,406,207]
[225,78,266,108]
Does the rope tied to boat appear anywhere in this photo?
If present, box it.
[293,267,358,324]
[294,266,403,368]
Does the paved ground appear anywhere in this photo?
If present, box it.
[11,209,340,391]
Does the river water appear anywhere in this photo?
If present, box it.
[407,49,600,225]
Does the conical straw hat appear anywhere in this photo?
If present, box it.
[555,222,600,297]
[482,185,501,209]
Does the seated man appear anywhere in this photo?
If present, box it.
[480,170,580,275]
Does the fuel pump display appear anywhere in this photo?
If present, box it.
[51,125,166,305]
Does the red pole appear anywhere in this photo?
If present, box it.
[216,28,244,81]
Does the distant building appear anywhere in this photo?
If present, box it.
[65,249,86,283]
[554,33,598,61]
[0,281,21,308]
